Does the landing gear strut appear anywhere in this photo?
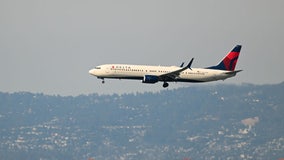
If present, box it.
[100,78,105,84]
[163,82,169,88]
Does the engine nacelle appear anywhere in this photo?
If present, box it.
[142,75,159,83]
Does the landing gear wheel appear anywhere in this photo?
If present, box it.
[101,78,105,84]
[163,82,169,88]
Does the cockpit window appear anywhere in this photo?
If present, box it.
[95,66,101,69]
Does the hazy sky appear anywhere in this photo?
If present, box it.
[1,0,283,95]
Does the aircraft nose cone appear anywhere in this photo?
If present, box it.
[89,69,95,75]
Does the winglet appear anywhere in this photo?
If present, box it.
[187,58,194,70]
[180,62,185,67]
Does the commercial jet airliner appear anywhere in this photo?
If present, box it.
[89,45,242,88]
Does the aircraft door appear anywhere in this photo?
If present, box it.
[105,66,110,74]
[105,65,115,74]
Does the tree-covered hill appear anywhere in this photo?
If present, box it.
[0,82,284,160]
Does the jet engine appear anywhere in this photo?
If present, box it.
[142,75,159,83]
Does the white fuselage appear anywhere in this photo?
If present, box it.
[89,64,236,83]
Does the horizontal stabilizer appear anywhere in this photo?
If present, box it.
[224,70,243,75]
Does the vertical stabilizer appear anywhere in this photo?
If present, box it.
[207,45,242,71]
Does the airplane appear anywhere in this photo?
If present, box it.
[89,45,242,88]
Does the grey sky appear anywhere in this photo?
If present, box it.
[1,0,283,95]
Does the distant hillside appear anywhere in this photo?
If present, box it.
[0,82,284,160]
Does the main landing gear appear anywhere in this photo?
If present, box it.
[163,82,169,88]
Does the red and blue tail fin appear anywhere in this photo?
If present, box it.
[207,45,242,71]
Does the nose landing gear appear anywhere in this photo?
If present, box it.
[98,78,105,84]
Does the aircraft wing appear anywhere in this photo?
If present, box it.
[159,58,194,81]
